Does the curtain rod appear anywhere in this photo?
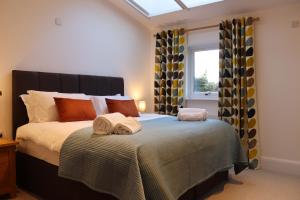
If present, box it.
[153,17,260,37]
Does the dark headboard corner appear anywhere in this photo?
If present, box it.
[12,70,124,139]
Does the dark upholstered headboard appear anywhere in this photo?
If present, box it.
[12,70,124,139]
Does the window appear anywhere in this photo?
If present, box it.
[188,49,219,100]
[126,0,224,17]
[186,28,219,100]
[127,0,181,17]
[181,0,223,8]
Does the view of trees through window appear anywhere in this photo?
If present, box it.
[193,49,219,93]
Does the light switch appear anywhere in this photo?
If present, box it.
[291,20,299,28]
[55,17,62,26]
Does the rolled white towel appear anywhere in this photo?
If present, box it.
[114,117,142,135]
[177,109,208,121]
[93,112,126,135]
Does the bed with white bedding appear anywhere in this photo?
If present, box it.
[17,115,246,200]
[13,70,246,200]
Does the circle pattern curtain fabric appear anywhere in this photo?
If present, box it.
[219,17,259,169]
[154,29,185,115]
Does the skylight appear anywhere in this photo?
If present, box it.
[127,0,223,17]
[127,0,181,17]
[181,0,223,8]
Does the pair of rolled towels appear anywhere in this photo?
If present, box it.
[177,108,208,121]
[93,112,142,135]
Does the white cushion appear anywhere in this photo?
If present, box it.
[91,95,131,115]
[27,90,88,122]
[20,94,34,122]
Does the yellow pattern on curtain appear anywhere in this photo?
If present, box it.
[154,29,185,115]
[219,17,259,169]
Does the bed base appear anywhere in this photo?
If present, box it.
[16,152,228,200]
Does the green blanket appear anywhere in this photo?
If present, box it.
[59,117,247,200]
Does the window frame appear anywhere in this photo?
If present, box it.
[187,47,219,101]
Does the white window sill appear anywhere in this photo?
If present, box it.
[185,96,218,101]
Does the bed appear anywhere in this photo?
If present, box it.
[12,70,245,200]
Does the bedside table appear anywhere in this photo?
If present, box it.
[0,139,18,198]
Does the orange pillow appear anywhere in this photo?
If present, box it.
[105,99,140,117]
[54,98,96,122]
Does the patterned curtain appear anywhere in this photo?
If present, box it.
[218,17,259,169]
[154,29,185,115]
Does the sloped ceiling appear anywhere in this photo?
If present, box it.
[107,0,299,31]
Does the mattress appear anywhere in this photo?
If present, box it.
[17,139,60,166]
[16,113,166,165]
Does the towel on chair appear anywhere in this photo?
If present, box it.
[93,112,126,135]
[114,117,142,135]
[177,108,208,121]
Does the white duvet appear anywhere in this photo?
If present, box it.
[16,113,166,153]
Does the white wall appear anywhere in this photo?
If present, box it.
[185,100,218,119]
[0,0,152,139]
[253,3,300,175]
[156,3,300,175]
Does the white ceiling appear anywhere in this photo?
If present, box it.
[108,0,299,31]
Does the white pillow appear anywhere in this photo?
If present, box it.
[91,95,131,115]
[27,90,88,122]
[20,94,34,122]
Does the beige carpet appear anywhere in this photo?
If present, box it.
[202,170,300,200]
[9,170,300,200]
